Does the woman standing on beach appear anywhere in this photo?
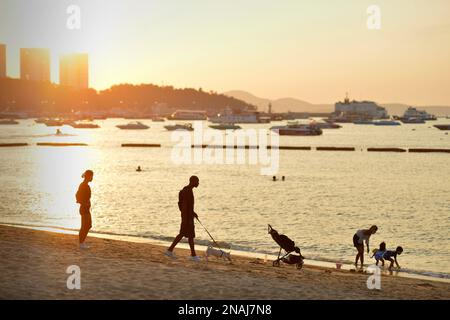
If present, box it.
[76,170,94,249]
[353,225,378,268]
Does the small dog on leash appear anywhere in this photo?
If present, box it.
[205,245,232,262]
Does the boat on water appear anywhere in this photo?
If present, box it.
[373,120,401,126]
[434,124,450,131]
[210,107,269,124]
[311,121,341,129]
[116,121,149,130]
[44,119,70,127]
[168,110,207,120]
[70,121,100,129]
[270,123,323,136]
[400,117,425,124]
[353,120,374,125]
[0,119,19,125]
[209,123,242,130]
[400,107,437,122]
[164,123,194,131]
[151,117,165,122]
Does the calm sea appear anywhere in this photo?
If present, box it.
[1,118,449,278]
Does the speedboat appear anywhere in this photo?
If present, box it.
[434,124,450,131]
[116,121,149,130]
[353,120,374,125]
[310,121,341,129]
[70,121,100,129]
[209,123,242,130]
[164,123,194,131]
[373,120,401,126]
[44,119,67,127]
[400,117,425,124]
[270,123,323,136]
[0,119,19,125]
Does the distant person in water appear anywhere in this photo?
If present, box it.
[76,170,93,249]
[353,225,378,268]
[282,176,285,181]
[272,176,277,181]
[166,176,201,262]
[136,166,142,172]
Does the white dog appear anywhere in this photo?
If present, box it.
[205,245,232,262]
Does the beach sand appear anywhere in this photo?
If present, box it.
[0,225,448,300]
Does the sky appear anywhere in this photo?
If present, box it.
[0,0,450,105]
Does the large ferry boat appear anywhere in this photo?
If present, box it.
[210,112,269,124]
[270,123,323,136]
[401,107,437,121]
[168,110,207,120]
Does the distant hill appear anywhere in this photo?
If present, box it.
[0,78,255,115]
[224,90,450,116]
[223,90,332,113]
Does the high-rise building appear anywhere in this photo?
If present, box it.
[59,53,89,89]
[0,44,6,78]
[20,48,50,82]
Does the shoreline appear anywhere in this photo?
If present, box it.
[1,224,449,299]
[1,223,449,290]
[2,222,449,284]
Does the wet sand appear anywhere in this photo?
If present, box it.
[0,225,448,300]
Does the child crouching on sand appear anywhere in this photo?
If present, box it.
[383,246,403,270]
[372,241,387,266]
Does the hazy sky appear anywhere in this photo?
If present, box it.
[1,0,450,105]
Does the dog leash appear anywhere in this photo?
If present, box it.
[196,217,226,256]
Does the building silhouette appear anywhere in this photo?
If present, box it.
[0,44,6,78]
[59,53,89,89]
[20,48,50,82]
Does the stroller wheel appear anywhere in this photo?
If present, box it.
[273,260,280,267]
[296,263,303,270]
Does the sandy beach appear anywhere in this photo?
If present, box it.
[0,225,448,300]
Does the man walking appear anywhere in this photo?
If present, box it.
[166,176,201,262]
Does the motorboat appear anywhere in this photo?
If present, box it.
[434,124,450,131]
[70,121,100,129]
[116,121,149,130]
[209,123,242,130]
[400,117,425,124]
[373,120,401,126]
[164,123,194,131]
[353,120,374,125]
[270,123,323,136]
[0,119,19,125]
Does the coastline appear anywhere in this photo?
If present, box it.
[2,222,449,284]
[0,224,449,300]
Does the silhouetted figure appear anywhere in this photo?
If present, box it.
[56,129,62,135]
[272,176,277,181]
[282,176,285,181]
[136,166,142,172]
[166,176,201,261]
[353,225,378,268]
[76,170,93,249]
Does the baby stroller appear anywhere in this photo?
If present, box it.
[268,224,305,269]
